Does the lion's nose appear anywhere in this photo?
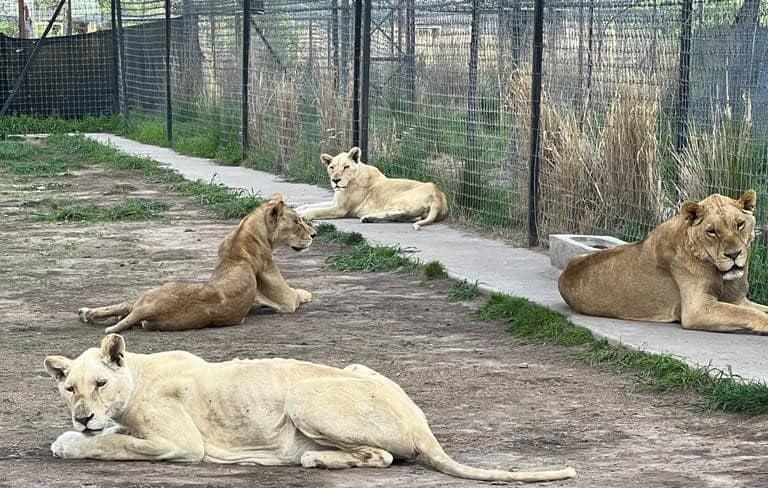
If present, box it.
[75,414,93,427]
[332,178,341,184]
[725,248,742,260]
[309,227,317,237]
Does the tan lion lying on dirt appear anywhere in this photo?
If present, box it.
[44,334,576,482]
[296,147,448,230]
[559,190,768,333]
[77,194,315,333]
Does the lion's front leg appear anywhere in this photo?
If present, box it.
[681,299,768,333]
[738,298,768,313]
[298,204,349,220]
[51,431,203,462]
[257,264,311,313]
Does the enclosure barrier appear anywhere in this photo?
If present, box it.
[1,0,767,259]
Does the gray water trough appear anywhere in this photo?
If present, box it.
[549,234,627,270]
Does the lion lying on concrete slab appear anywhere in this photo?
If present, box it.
[295,147,448,230]
[78,194,315,333]
[559,190,768,333]
[45,334,576,482]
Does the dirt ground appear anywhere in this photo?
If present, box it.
[1,158,767,488]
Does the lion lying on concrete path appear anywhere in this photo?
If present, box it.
[77,194,315,333]
[295,147,448,230]
[45,335,576,482]
[559,190,768,333]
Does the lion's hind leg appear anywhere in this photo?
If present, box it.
[78,300,135,324]
[301,447,393,469]
[359,209,420,224]
[286,377,415,470]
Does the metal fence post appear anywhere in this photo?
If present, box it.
[352,0,362,146]
[164,0,173,141]
[404,0,415,105]
[110,0,119,114]
[115,0,128,128]
[675,0,693,155]
[460,0,480,213]
[527,0,545,247]
[359,0,371,161]
[242,0,251,154]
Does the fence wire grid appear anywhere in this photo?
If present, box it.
[2,1,768,261]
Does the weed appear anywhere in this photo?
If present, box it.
[423,261,447,280]
[174,179,262,219]
[23,197,169,223]
[314,223,365,246]
[105,184,137,195]
[448,279,481,301]
[326,244,418,273]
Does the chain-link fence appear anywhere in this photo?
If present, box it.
[2,0,767,249]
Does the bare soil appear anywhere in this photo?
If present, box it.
[1,164,767,488]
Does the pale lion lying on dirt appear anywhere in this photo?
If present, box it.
[296,147,448,230]
[559,190,768,333]
[78,194,315,333]
[45,335,576,482]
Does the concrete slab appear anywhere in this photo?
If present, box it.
[83,133,768,383]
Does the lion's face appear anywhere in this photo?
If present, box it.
[44,335,133,432]
[682,190,757,281]
[320,147,362,191]
[266,195,316,251]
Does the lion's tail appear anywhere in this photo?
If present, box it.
[415,432,576,482]
[413,186,448,230]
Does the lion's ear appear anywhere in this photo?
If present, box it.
[99,334,126,367]
[738,189,757,213]
[320,153,333,166]
[680,201,705,224]
[348,147,362,163]
[268,199,285,223]
[44,356,70,381]
[269,193,284,204]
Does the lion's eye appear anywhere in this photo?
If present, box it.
[343,165,350,170]
[65,385,75,393]
[737,221,745,230]
[706,228,717,237]
[96,379,107,388]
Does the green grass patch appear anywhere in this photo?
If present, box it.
[448,279,481,301]
[314,223,366,246]
[43,135,262,219]
[0,115,124,136]
[478,292,768,414]
[423,260,447,280]
[23,197,169,223]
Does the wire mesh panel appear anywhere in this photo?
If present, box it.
[121,0,167,124]
[366,0,533,238]
[537,0,681,242]
[170,0,242,161]
[0,0,115,117]
[244,0,355,183]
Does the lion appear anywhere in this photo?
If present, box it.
[295,147,448,230]
[558,190,768,333]
[77,194,315,333]
[44,334,576,482]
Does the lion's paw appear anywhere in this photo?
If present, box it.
[51,431,87,459]
[77,308,92,324]
[412,223,422,231]
[296,289,312,304]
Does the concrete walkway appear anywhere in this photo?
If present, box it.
[84,133,768,383]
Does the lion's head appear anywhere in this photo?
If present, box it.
[264,194,316,251]
[681,189,757,281]
[320,147,363,191]
[44,335,133,433]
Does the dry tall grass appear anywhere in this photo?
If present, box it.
[676,93,755,201]
[503,71,665,237]
[313,71,351,156]
[275,76,301,172]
